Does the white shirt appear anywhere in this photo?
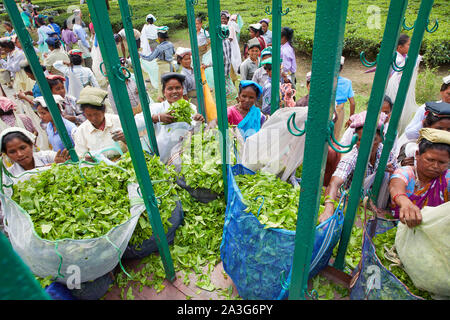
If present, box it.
[135,100,197,163]
[141,24,159,41]
[197,28,209,47]
[73,113,124,157]
[404,103,427,140]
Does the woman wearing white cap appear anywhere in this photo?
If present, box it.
[140,14,159,56]
[176,48,197,106]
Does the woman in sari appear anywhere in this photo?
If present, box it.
[227,80,266,140]
[389,128,450,228]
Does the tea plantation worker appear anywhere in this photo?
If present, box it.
[239,38,261,81]
[35,16,53,56]
[196,16,210,61]
[280,27,296,90]
[335,56,356,140]
[34,95,77,152]
[135,72,204,164]
[140,14,159,56]
[72,17,92,69]
[0,127,69,177]
[404,76,450,141]
[0,37,25,90]
[220,10,241,84]
[397,101,450,167]
[46,74,86,126]
[114,28,141,59]
[259,18,272,46]
[107,57,140,115]
[0,97,37,136]
[3,22,15,38]
[243,23,266,60]
[140,26,175,99]
[47,17,61,37]
[389,128,450,228]
[15,61,45,107]
[73,86,127,160]
[227,80,266,140]
[61,20,78,52]
[296,72,311,107]
[260,57,281,115]
[43,37,69,76]
[319,111,397,223]
[176,48,198,107]
[53,49,99,100]
[252,46,272,87]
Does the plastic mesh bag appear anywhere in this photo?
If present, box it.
[241,107,308,181]
[1,174,140,284]
[349,217,422,300]
[220,164,344,300]
[395,202,450,299]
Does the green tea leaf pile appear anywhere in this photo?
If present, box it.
[235,172,329,230]
[116,153,180,247]
[11,163,132,240]
[180,126,237,195]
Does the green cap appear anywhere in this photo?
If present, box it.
[77,86,108,106]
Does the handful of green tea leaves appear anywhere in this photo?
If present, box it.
[11,163,132,241]
[165,99,194,124]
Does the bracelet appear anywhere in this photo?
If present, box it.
[324,199,334,205]
[158,114,161,123]
[392,193,407,204]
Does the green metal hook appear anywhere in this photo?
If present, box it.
[426,18,438,33]
[280,7,290,16]
[190,0,199,5]
[99,62,108,77]
[265,6,272,15]
[327,121,358,154]
[115,65,131,81]
[216,25,229,40]
[305,288,319,300]
[360,51,377,68]
[287,112,307,137]
[402,17,415,31]
[391,52,407,72]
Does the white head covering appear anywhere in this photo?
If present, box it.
[249,23,262,31]
[443,75,450,85]
[340,56,345,65]
[146,14,156,22]
[0,127,36,151]
[175,47,191,57]
[33,95,65,108]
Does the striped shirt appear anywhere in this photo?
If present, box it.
[223,38,232,76]
[53,62,99,89]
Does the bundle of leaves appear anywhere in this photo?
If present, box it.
[11,163,132,241]
[165,99,194,124]
[235,171,330,230]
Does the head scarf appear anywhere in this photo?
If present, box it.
[350,111,387,129]
[306,71,312,82]
[0,97,16,112]
[424,101,450,118]
[220,10,231,18]
[0,127,36,150]
[239,80,263,99]
[68,49,83,57]
[33,95,65,108]
[46,74,66,82]
[175,47,191,58]
[259,18,270,25]
[146,14,156,22]
[249,23,263,31]
[443,75,450,85]
[418,128,450,145]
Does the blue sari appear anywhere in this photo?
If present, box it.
[238,105,262,140]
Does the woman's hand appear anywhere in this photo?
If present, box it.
[318,203,334,224]
[192,113,205,122]
[158,112,176,124]
[111,130,126,143]
[17,91,27,100]
[397,196,422,228]
[385,163,395,174]
[54,149,70,163]
[63,114,77,123]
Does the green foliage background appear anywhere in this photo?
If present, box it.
[1,0,448,66]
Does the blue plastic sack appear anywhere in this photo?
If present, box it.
[349,218,423,300]
[220,164,345,300]
[45,282,76,300]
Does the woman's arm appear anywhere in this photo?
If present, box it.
[318,175,345,223]
[389,177,422,227]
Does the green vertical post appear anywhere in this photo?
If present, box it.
[186,0,206,119]
[269,0,282,114]
[372,0,435,201]
[288,0,349,300]
[3,0,78,162]
[333,0,409,271]
[86,0,175,281]
[207,0,229,198]
[0,231,51,299]
[117,0,159,156]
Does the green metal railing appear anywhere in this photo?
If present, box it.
[207,0,230,199]
[86,0,175,282]
[288,0,349,300]
[3,0,78,162]
[332,0,409,271]
[186,0,206,119]
[371,0,435,203]
[117,0,160,156]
